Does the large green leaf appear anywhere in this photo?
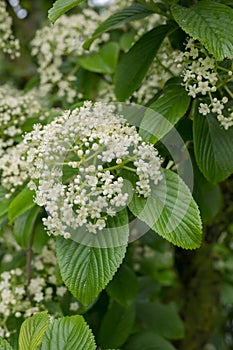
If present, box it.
[114,25,171,101]
[140,79,190,143]
[8,186,35,223]
[78,43,120,74]
[13,206,41,249]
[41,316,96,350]
[193,109,233,183]
[56,210,129,305]
[83,3,153,49]
[48,0,84,22]
[171,1,233,60]
[125,332,176,350]
[136,302,184,340]
[98,302,135,349]
[107,264,138,307]
[18,312,49,350]
[128,169,202,249]
[0,338,13,350]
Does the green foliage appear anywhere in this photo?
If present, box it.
[1,0,233,348]
[78,43,120,74]
[114,25,171,101]
[193,109,233,183]
[13,206,41,248]
[83,3,153,49]
[192,152,222,222]
[171,1,233,60]
[0,186,12,219]
[98,302,135,348]
[8,186,35,223]
[40,315,96,349]
[106,264,138,307]
[48,0,84,22]
[0,338,13,350]
[18,312,49,350]
[140,79,191,143]
[136,302,184,340]
[129,169,202,249]
[56,210,128,305]
[125,332,176,350]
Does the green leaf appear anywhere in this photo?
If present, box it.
[125,331,176,350]
[0,186,11,218]
[98,302,135,348]
[8,186,34,224]
[33,220,50,253]
[41,315,96,350]
[13,206,40,249]
[114,25,171,101]
[136,302,184,340]
[193,109,233,183]
[78,43,120,74]
[107,264,138,307]
[56,210,129,305]
[140,79,190,143]
[0,338,13,350]
[192,151,222,222]
[48,0,84,23]
[83,3,152,49]
[171,1,233,60]
[128,169,202,249]
[18,312,50,350]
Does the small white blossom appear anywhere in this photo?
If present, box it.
[199,103,210,116]
[70,302,79,311]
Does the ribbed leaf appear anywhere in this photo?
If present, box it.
[18,312,49,350]
[125,332,176,350]
[41,316,96,350]
[193,109,233,183]
[114,25,171,101]
[128,169,202,249]
[48,0,84,22]
[56,210,128,305]
[83,3,152,49]
[8,186,35,223]
[171,1,233,60]
[0,338,13,350]
[140,79,190,143]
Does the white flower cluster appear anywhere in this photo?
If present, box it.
[24,101,162,237]
[0,85,46,156]
[0,234,69,338]
[177,38,233,130]
[0,86,60,195]
[30,0,166,105]
[0,0,20,58]
[0,142,29,195]
[31,9,111,103]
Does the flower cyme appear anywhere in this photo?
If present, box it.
[24,101,162,238]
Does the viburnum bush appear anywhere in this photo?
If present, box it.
[0,0,233,349]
